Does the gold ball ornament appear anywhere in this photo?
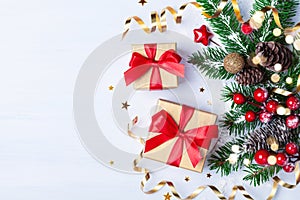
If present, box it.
[223,53,245,74]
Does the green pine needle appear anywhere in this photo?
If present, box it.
[243,164,282,186]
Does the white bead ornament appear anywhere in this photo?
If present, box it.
[267,155,277,165]
[273,28,282,37]
[274,63,282,72]
[276,105,287,115]
[286,77,293,84]
[252,11,265,23]
[285,35,294,44]
[294,39,300,51]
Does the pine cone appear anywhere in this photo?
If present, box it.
[235,67,264,85]
[255,42,293,71]
[245,118,294,153]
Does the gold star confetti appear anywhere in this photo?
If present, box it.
[199,87,205,93]
[108,85,114,90]
[184,176,190,182]
[122,101,130,110]
[206,173,212,178]
[138,0,147,6]
[207,100,212,105]
[109,160,114,165]
[164,192,172,200]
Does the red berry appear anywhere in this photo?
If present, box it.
[276,153,288,166]
[233,93,246,104]
[259,111,272,123]
[241,22,253,35]
[283,163,295,173]
[254,88,269,103]
[285,143,298,155]
[245,111,256,122]
[266,100,279,113]
[286,96,300,110]
[254,149,270,165]
[286,115,300,129]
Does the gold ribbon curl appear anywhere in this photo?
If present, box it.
[123,1,228,38]
[123,1,300,38]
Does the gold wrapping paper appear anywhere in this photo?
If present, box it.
[132,43,178,90]
[143,99,218,173]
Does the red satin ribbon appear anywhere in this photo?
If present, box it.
[144,105,218,168]
[124,44,185,90]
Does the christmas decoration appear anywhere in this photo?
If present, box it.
[276,153,287,166]
[124,43,185,90]
[245,110,256,122]
[286,115,299,129]
[286,96,300,110]
[254,149,269,165]
[241,22,253,35]
[193,25,214,46]
[138,0,147,6]
[283,163,295,173]
[122,0,300,198]
[259,111,272,123]
[245,118,293,153]
[255,42,293,71]
[121,101,130,110]
[285,143,298,155]
[266,100,279,113]
[143,99,218,173]
[233,93,246,104]
[253,88,269,103]
[223,53,245,74]
[235,67,264,85]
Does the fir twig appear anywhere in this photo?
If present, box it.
[243,164,281,186]
[208,138,253,176]
[188,47,233,80]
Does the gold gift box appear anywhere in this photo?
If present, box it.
[143,99,218,173]
[132,43,179,90]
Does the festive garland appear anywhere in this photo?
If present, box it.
[124,0,300,199]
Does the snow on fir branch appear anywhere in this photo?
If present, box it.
[197,0,253,54]
[221,109,262,136]
[193,0,300,187]
[188,47,233,80]
[208,138,254,176]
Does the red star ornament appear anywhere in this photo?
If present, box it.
[193,25,213,46]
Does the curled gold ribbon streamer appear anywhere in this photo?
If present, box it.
[267,162,300,200]
[123,1,228,38]
[123,1,300,38]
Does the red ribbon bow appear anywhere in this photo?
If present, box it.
[144,105,218,168]
[124,44,185,90]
